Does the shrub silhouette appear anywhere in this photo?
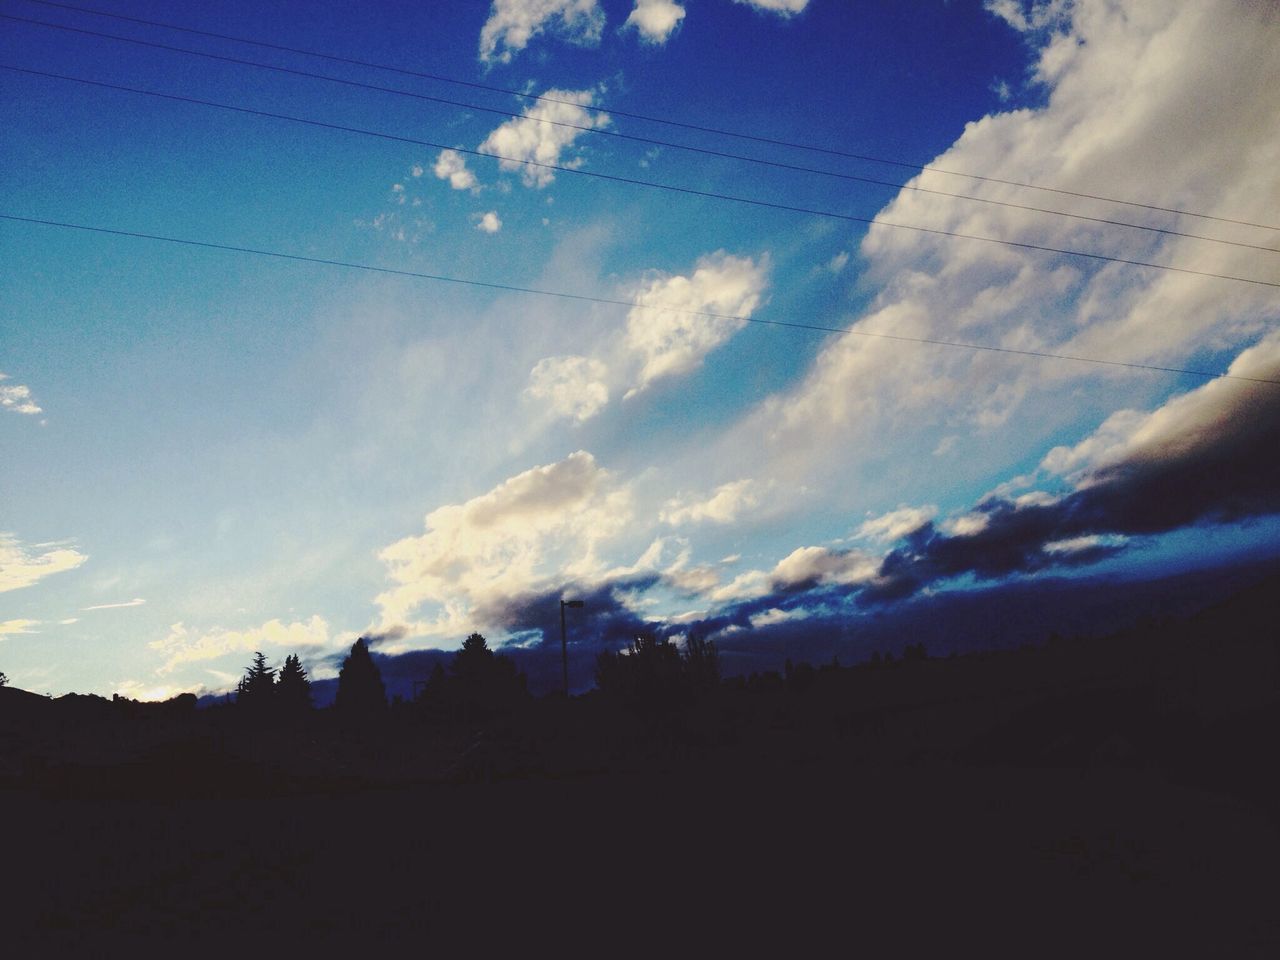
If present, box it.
[335,637,387,719]
[0,671,7,687]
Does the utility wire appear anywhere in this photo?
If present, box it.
[3,213,1277,386]
[17,0,1280,234]
[4,12,1274,257]
[4,64,1277,292]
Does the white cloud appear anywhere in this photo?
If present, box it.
[476,211,503,234]
[150,615,331,675]
[83,597,146,611]
[479,89,610,189]
[625,0,685,43]
[0,534,88,593]
[854,505,936,543]
[479,0,605,64]
[984,0,1071,34]
[623,252,769,397]
[0,373,42,415]
[732,0,810,15]
[699,0,1280,502]
[112,679,197,703]
[0,619,40,637]
[433,149,478,191]
[941,513,990,537]
[771,545,878,588]
[524,355,609,422]
[375,451,633,639]
[661,479,760,526]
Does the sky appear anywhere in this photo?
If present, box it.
[2,0,1278,700]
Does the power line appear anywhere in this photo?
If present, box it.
[18,0,1280,234]
[5,64,1277,292]
[3,212,1277,387]
[5,12,1275,257]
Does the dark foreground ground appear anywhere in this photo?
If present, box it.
[3,760,1277,955]
[2,578,1277,954]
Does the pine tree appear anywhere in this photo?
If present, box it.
[236,651,275,708]
[335,638,387,718]
[276,653,312,712]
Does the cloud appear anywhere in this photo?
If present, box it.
[0,534,88,593]
[0,619,40,637]
[475,211,503,234]
[854,505,937,543]
[150,615,332,675]
[375,451,634,642]
[732,0,810,15]
[0,373,42,415]
[771,545,879,590]
[478,0,605,64]
[695,0,1279,505]
[661,479,761,526]
[83,597,146,611]
[433,149,478,191]
[478,89,610,188]
[625,0,685,43]
[866,336,1280,599]
[984,0,1072,34]
[524,355,610,422]
[623,252,769,397]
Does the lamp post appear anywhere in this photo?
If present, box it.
[560,598,585,697]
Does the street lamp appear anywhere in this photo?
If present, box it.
[560,598,585,697]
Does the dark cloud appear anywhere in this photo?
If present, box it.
[869,345,1280,600]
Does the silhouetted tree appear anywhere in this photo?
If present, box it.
[0,671,7,687]
[595,632,718,708]
[335,637,387,719]
[447,632,527,717]
[276,653,312,712]
[236,651,275,709]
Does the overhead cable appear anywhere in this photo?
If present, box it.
[3,12,1274,256]
[4,213,1277,387]
[4,65,1276,292]
[17,0,1280,233]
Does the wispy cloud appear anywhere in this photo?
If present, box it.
[84,598,147,611]
[0,534,88,593]
[732,0,810,16]
[150,615,332,675]
[0,619,40,637]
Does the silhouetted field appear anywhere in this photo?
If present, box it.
[2,576,1277,952]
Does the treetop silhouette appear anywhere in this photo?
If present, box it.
[335,637,387,718]
[276,653,312,711]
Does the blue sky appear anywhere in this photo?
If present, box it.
[2,0,1278,699]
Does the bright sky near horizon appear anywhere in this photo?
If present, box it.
[2,0,1278,700]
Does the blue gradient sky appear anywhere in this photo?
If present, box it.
[2,0,1278,698]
